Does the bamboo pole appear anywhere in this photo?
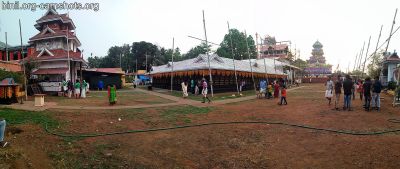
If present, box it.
[202,10,214,97]
[19,19,27,101]
[361,36,371,78]
[385,8,397,54]
[357,42,365,71]
[244,30,257,94]
[227,21,240,95]
[371,25,383,67]
[170,38,174,92]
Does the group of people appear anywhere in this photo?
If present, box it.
[62,79,89,99]
[325,74,382,111]
[181,78,211,103]
[257,80,288,105]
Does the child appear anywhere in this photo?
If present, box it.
[279,85,287,105]
[267,82,273,99]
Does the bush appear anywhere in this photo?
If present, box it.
[0,69,24,84]
[387,81,397,90]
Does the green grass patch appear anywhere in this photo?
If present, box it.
[0,108,59,129]
[159,106,212,124]
[160,88,256,101]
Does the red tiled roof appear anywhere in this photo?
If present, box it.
[32,68,68,75]
[259,44,288,51]
[29,30,77,42]
[260,53,288,59]
[29,49,83,61]
[0,61,22,72]
[37,13,72,23]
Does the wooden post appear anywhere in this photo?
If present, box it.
[202,10,214,97]
[244,30,257,94]
[361,36,371,78]
[19,19,27,101]
[227,21,240,95]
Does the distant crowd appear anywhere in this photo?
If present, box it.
[325,75,383,111]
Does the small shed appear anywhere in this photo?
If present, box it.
[83,68,125,89]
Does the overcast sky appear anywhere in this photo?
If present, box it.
[1,0,399,71]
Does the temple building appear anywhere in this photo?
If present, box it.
[304,40,332,76]
[257,35,290,59]
[381,51,400,85]
[27,7,86,91]
[150,54,299,92]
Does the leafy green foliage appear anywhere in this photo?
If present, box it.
[388,81,397,90]
[0,69,23,84]
[216,29,257,60]
[367,50,384,78]
[182,42,211,60]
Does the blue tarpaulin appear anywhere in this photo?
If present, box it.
[138,75,150,81]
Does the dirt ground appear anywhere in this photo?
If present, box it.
[2,83,400,168]
[43,90,173,106]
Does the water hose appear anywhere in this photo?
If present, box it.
[43,119,400,138]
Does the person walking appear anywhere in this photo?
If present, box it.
[352,80,357,100]
[239,80,245,95]
[190,79,195,95]
[181,81,188,98]
[267,82,273,99]
[67,80,73,98]
[333,75,343,110]
[259,80,267,99]
[371,76,382,111]
[74,80,81,99]
[201,78,211,103]
[342,74,353,111]
[357,80,364,101]
[0,117,8,148]
[273,81,280,98]
[325,76,334,106]
[278,85,287,105]
[81,80,88,98]
[108,85,117,105]
[363,77,372,111]
[195,80,200,95]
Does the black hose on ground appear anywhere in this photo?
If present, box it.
[43,119,400,138]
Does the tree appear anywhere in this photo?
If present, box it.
[367,50,384,78]
[182,42,211,59]
[216,29,257,60]
[87,56,102,68]
[131,41,159,72]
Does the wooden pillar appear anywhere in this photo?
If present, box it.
[80,62,83,96]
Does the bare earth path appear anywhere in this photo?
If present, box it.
[1,86,304,111]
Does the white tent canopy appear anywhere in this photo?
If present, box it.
[150,54,292,75]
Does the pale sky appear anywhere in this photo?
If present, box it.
[1,0,400,71]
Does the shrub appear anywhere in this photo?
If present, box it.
[387,81,397,90]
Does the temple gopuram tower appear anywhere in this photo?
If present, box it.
[305,40,332,76]
[28,7,86,84]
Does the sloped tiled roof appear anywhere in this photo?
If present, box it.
[29,49,83,61]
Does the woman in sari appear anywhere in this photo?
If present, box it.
[273,81,280,98]
[108,85,117,105]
